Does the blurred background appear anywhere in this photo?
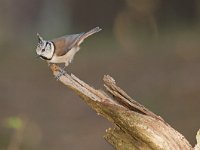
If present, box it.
[0,0,200,149]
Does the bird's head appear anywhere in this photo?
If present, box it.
[36,33,54,60]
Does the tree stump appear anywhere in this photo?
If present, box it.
[50,64,199,150]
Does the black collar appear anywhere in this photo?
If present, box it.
[40,55,51,60]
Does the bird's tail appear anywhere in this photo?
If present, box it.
[77,27,102,45]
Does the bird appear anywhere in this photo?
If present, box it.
[36,27,102,78]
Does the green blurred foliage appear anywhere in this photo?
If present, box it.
[4,116,23,129]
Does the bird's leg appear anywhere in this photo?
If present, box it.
[60,66,67,75]
[55,61,70,80]
[55,66,67,80]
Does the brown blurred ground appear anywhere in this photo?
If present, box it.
[1,0,200,149]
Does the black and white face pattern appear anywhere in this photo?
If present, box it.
[36,35,54,60]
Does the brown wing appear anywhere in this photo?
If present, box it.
[52,27,102,56]
[52,33,84,56]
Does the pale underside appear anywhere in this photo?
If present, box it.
[48,47,80,67]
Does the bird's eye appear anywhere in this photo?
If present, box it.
[42,49,45,52]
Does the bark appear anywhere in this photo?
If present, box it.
[50,64,198,150]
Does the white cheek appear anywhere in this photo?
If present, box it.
[45,45,54,58]
[49,43,54,56]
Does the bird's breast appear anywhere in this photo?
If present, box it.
[49,47,80,64]
[49,54,67,63]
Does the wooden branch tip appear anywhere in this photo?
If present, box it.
[50,64,60,71]
[104,75,116,84]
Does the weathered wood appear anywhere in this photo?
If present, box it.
[50,64,196,150]
[195,130,200,150]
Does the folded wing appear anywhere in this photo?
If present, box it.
[53,27,101,56]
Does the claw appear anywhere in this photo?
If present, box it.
[55,68,66,80]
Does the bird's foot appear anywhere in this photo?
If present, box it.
[55,68,66,80]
